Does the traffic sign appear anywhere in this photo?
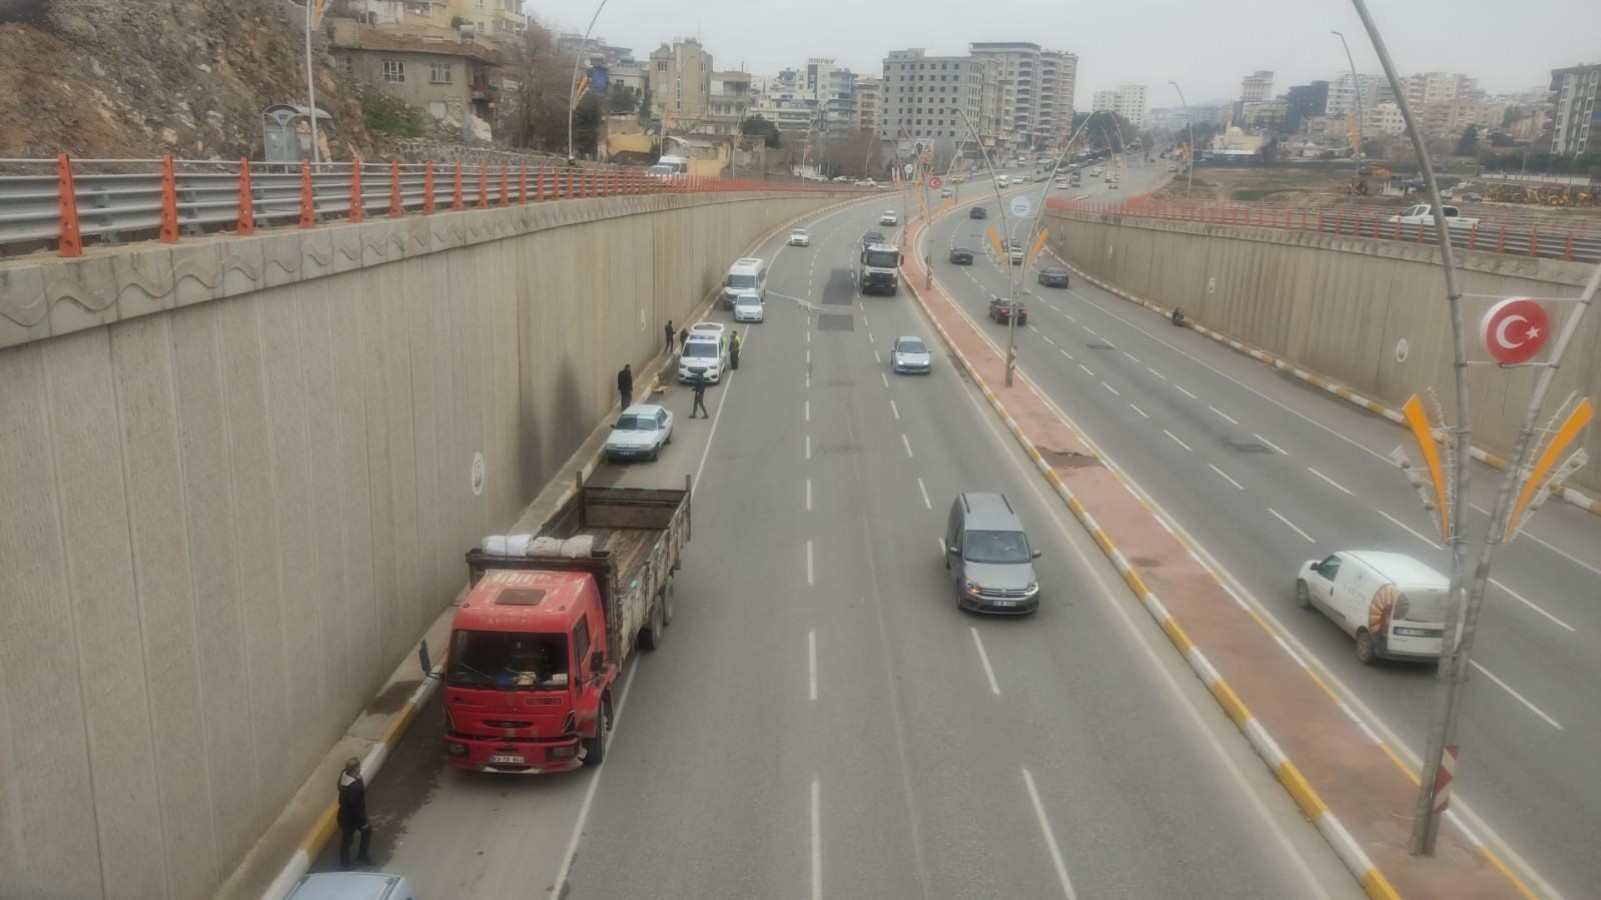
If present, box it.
[929,176,943,189]
[1009,195,1032,218]
[1479,297,1550,365]
[903,163,915,177]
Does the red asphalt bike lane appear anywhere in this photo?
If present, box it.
[900,213,1530,900]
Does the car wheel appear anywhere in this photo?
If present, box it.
[662,575,675,626]
[1295,580,1312,609]
[1355,629,1378,665]
[649,444,660,461]
[638,592,666,650]
[582,694,612,766]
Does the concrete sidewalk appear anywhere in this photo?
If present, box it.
[900,212,1536,900]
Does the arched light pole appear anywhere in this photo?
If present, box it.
[1167,81,1193,198]
[566,0,612,163]
[1331,30,1365,188]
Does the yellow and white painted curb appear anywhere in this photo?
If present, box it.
[261,668,443,900]
[1058,261,1601,519]
[899,215,1555,900]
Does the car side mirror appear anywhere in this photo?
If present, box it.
[946,544,959,555]
[1032,550,1043,559]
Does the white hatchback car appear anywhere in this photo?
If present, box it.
[733,292,765,323]
[789,227,810,246]
[891,336,932,374]
[606,404,673,461]
[880,210,899,226]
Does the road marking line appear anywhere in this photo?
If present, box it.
[1042,334,1056,346]
[1021,768,1079,899]
[1078,363,1094,377]
[809,630,818,701]
[874,349,882,363]
[811,778,823,900]
[1470,661,1563,730]
[890,399,901,420]
[1252,433,1288,455]
[807,348,811,364]
[1084,326,1097,336]
[1175,384,1198,399]
[881,372,889,388]
[902,434,915,458]
[551,662,640,896]
[1209,464,1245,491]
[1128,403,1149,418]
[1307,467,1354,495]
[806,478,813,512]
[1162,429,1192,452]
[1269,508,1316,543]
[938,536,946,555]
[1059,349,1073,360]
[1101,381,1120,396]
[1489,578,1576,632]
[1065,313,1078,323]
[807,540,815,586]
[868,331,875,343]
[1471,502,1601,578]
[1208,405,1239,425]
[1378,510,1440,549]
[805,399,810,422]
[805,435,812,461]
[1123,351,1140,363]
[863,313,870,327]
[970,628,1002,696]
[1146,366,1167,380]
[917,477,933,510]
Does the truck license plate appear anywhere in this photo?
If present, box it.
[489,753,524,765]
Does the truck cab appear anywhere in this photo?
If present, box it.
[444,568,614,774]
[861,243,902,295]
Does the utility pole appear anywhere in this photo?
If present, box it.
[1167,81,1193,198]
[304,0,320,164]
[1331,31,1365,187]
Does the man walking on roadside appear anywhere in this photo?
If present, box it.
[617,363,633,410]
[730,332,742,371]
[691,370,710,419]
[665,321,675,353]
[337,757,373,870]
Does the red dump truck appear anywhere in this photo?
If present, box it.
[443,476,690,773]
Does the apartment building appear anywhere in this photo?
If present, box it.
[1240,70,1274,102]
[853,77,881,132]
[969,41,1044,141]
[1091,83,1145,127]
[328,17,501,123]
[880,48,989,146]
[707,70,755,137]
[1325,72,1382,118]
[806,58,857,129]
[650,39,713,125]
[1038,50,1077,138]
[444,0,524,46]
[1550,63,1600,156]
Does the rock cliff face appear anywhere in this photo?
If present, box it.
[0,0,382,160]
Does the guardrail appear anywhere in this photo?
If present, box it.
[1047,196,1601,264]
[0,156,858,259]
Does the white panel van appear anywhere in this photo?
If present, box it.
[1296,551,1450,665]
[722,258,767,309]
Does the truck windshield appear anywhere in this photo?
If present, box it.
[963,530,1032,564]
[727,274,756,288]
[448,630,569,690]
[864,249,900,268]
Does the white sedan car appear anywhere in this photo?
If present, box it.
[733,292,765,323]
[606,404,673,461]
[891,336,932,374]
[789,227,811,246]
[880,210,899,226]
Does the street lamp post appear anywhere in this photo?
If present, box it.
[1331,31,1365,188]
[303,0,321,164]
[566,0,612,163]
[1167,81,1193,198]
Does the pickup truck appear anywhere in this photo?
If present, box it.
[1385,204,1479,229]
[445,477,691,773]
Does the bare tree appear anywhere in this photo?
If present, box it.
[501,19,577,152]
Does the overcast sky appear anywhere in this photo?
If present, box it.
[531,0,1595,106]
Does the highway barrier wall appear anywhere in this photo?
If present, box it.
[1044,209,1601,494]
[0,189,845,900]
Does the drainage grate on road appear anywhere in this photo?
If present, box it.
[1221,438,1274,454]
[823,269,855,304]
[818,313,855,331]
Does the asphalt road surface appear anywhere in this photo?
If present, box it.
[313,179,1364,899]
[928,160,1600,898]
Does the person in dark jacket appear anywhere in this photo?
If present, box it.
[617,363,633,410]
[337,757,373,869]
[665,321,675,353]
[729,332,742,370]
[691,370,710,418]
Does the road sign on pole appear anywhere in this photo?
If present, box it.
[929,176,942,189]
[1009,195,1032,218]
[1479,297,1550,365]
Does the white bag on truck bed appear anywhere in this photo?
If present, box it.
[481,534,532,556]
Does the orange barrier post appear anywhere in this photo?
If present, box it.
[478,164,488,209]
[56,153,83,257]
[1529,227,1538,257]
[299,159,316,228]
[452,164,464,211]
[237,159,256,235]
[519,166,528,204]
[389,162,403,218]
[423,162,436,214]
[159,154,180,243]
[500,165,509,206]
[1496,225,1506,253]
[349,159,364,223]
[1467,224,1477,251]
[1563,232,1574,261]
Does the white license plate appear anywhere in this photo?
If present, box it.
[489,753,524,765]
[994,600,1016,607]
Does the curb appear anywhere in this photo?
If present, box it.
[261,667,443,900]
[903,213,1408,900]
[1051,242,1601,519]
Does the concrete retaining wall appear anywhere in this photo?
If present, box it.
[1045,211,1601,493]
[0,190,844,900]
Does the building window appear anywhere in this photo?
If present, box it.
[430,62,452,84]
[657,60,667,72]
[383,59,405,82]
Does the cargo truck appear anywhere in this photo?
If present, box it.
[444,476,691,773]
[860,243,902,295]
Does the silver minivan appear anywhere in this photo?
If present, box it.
[945,493,1042,614]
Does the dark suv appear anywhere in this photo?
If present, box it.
[949,247,974,265]
[988,297,1027,325]
[1037,268,1070,288]
[969,206,988,219]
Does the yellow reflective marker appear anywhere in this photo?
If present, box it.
[1027,229,1050,268]
[1506,398,1593,541]
[986,227,1008,271]
[1402,395,1449,542]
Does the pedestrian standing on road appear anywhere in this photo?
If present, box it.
[665,321,675,353]
[691,370,710,419]
[730,332,742,370]
[337,757,373,870]
[617,363,633,410]
[679,326,690,348]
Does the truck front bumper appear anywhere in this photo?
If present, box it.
[445,734,585,774]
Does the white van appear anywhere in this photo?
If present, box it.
[283,872,416,900]
[722,257,767,309]
[1295,551,1449,665]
